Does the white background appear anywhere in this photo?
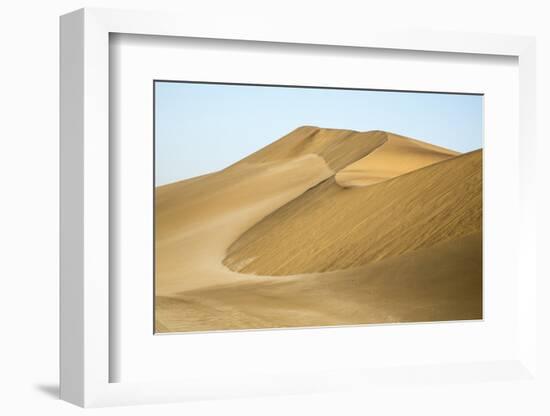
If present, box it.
[1,1,549,415]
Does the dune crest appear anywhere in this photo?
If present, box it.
[233,126,387,171]
[335,132,459,188]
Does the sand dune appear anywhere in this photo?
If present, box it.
[155,126,482,332]
[155,127,388,295]
[223,149,482,275]
[335,132,459,187]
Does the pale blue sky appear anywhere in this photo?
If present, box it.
[155,81,483,186]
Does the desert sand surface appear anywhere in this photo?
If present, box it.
[155,126,482,332]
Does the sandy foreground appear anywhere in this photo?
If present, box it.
[155,127,482,333]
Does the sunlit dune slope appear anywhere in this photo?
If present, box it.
[335,132,459,187]
[223,149,482,275]
[157,232,482,332]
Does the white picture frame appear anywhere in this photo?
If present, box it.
[60,7,538,408]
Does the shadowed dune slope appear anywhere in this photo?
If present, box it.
[223,149,482,275]
[157,232,482,332]
[335,132,459,187]
[233,126,387,171]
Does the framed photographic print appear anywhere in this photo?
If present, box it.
[153,81,483,333]
[60,8,539,408]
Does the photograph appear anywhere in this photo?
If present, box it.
[154,81,483,333]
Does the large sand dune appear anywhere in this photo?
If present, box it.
[155,126,482,332]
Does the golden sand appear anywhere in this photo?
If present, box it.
[155,127,482,332]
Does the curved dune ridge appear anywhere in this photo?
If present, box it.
[155,153,334,294]
[155,126,483,332]
[335,132,459,187]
